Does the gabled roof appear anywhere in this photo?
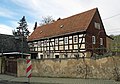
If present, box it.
[28,8,98,41]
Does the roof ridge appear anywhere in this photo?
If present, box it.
[84,8,97,30]
[37,8,98,28]
[61,8,97,20]
[28,8,98,41]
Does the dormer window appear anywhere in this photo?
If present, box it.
[60,25,64,28]
[94,22,100,29]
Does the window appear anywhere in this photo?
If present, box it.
[74,54,79,58]
[55,39,58,45]
[64,37,68,44]
[44,40,47,46]
[74,35,78,43]
[92,36,96,44]
[100,38,103,45]
[60,25,64,28]
[28,43,33,47]
[38,41,41,46]
[55,55,59,58]
[94,22,100,29]
[33,42,38,47]
[64,54,68,58]
[40,55,43,59]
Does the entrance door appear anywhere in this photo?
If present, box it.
[5,59,17,76]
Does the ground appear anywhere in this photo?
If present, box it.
[0,74,120,84]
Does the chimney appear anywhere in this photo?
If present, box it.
[57,18,61,21]
[34,22,37,30]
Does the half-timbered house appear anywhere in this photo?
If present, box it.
[28,8,107,59]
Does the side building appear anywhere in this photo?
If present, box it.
[28,8,108,59]
[0,34,29,58]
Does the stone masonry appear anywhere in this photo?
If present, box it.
[17,56,120,80]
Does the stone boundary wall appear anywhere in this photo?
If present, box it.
[17,56,120,80]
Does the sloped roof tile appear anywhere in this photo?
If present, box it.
[28,8,97,41]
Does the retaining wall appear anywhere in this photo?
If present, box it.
[17,56,120,80]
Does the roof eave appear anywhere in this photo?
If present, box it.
[28,30,86,42]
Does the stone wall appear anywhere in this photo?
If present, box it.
[17,56,120,80]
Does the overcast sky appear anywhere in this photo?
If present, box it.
[0,0,120,35]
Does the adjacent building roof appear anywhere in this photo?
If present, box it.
[28,8,98,41]
[0,34,29,53]
[0,52,30,56]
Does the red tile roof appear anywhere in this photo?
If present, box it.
[28,8,97,41]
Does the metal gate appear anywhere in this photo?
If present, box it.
[5,59,17,76]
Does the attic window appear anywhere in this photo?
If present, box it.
[40,31,43,34]
[94,22,100,29]
[60,25,64,28]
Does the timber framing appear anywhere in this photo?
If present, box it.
[28,32,86,53]
[28,8,108,59]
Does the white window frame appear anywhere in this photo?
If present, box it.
[44,40,47,46]
[64,37,68,44]
[92,36,96,44]
[100,38,103,45]
[74,35,78,43]
[33,42,38,47]
[38,41,41,46]
[94,22,100,29]
[55,39,58,45]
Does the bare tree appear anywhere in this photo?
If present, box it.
[39,16,54,26]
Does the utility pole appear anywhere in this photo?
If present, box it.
[1,38,3,74]
[21,35,24,58]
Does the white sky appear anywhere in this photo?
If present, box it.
[0,0,120,35]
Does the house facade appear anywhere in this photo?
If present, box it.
[28,8,107,59]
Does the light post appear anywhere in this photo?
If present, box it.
[1,37,4,74]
